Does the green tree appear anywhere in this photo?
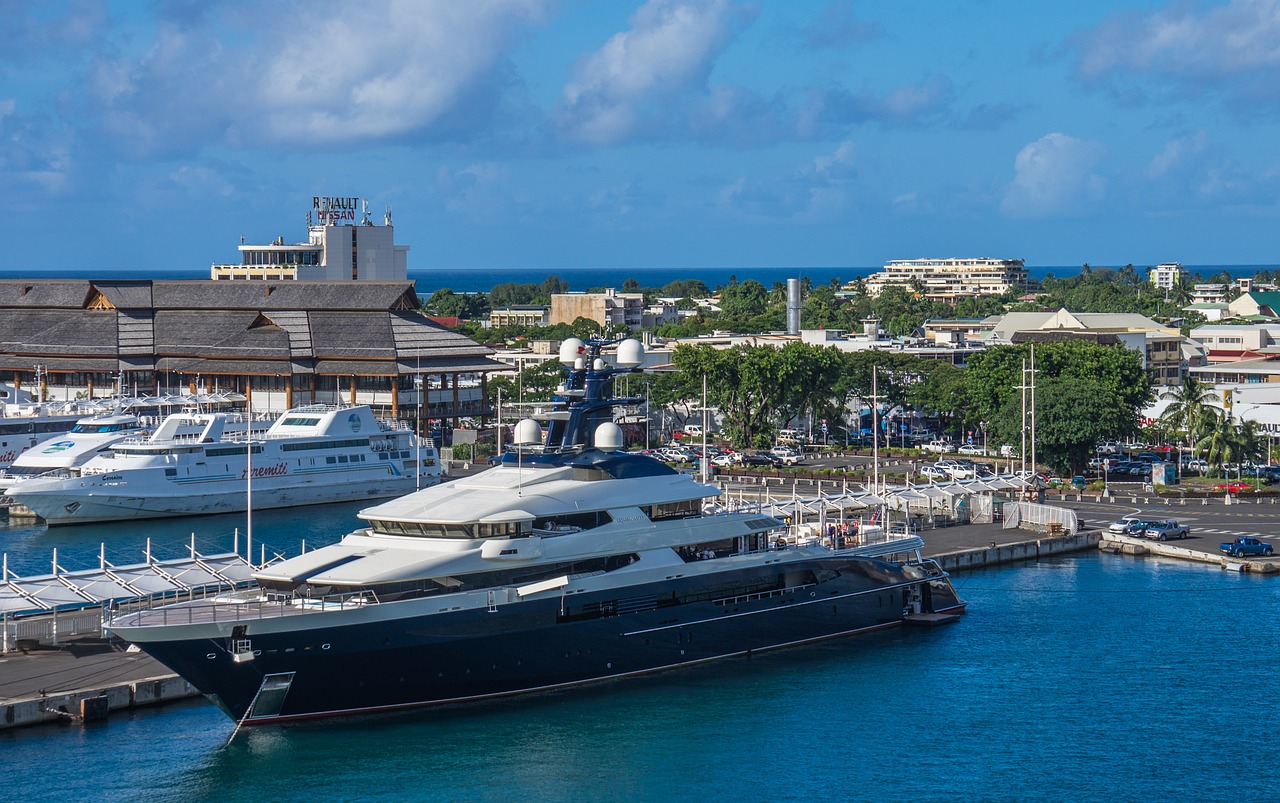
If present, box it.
[1197,415,1247,478]
[1159,376,1219,462]
[1014,377,1135,476]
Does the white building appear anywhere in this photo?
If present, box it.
[860,258,1028,304]
[212,196,408,281]
[1149,262,1186,291]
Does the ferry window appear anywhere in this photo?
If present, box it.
[280,417,321,427]
[338,455,348,463]
[327,456,336,464]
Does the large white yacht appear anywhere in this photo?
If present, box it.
[6,405,438,525]
[106,339,964,726]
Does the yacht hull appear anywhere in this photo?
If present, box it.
[112,556,964,724]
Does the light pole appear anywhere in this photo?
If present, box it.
[414,375,423,490]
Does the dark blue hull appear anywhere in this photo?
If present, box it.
[136,556,964,724]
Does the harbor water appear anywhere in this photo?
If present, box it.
[3,509,1279,801]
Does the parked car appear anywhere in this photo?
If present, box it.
[1096,441,1122,455]
[769,446,804,465]
[998,444,1016,457]
[957,444,986,456]
[1143,520,1189,541]
[1213,481,1254,493]
[776,428,806,444]
[1220,536,1274,557]
[923,440,955,454]
[936,460,974,480]
[741,452,784,468]
[658,447,695,464]
[1108,518,1156,536]
[919,465,950,481]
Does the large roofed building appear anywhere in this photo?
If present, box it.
[859,257,1028,304]
[0,279,504,420]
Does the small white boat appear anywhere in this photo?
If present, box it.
[6,405,440,525]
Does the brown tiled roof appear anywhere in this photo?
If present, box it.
[0,279,498,378]
[0,280,94,309]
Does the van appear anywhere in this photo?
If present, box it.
[777,428,805,444]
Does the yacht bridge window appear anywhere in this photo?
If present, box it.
[646,499,702,521]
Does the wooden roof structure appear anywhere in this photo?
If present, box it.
[0,279,503,378]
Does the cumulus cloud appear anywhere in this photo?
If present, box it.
[556,0,753,145]
[1071,0,1280,113]
[1001,133,1106,219]
[82,0,550,156]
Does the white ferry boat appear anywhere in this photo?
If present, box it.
[0,413,151,493]
[6,405,439,525]
[107,339,964,725]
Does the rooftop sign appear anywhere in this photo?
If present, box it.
[313,196,361,224]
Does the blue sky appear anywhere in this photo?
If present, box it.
[2,0,1279,274]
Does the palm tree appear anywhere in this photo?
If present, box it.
[1197,415,1246,478]
[1160,377,1219,461]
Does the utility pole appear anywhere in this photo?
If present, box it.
[1030,343,1038,479]
[871,368,880,493]
[1019,357,1028,478]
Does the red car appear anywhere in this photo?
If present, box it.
[1213,481,1254,493]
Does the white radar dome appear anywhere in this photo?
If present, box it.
[559,338,586,366]
[574,358,585,370]
[514,418,543,445]
[593,358,606,371]
[594,422,623,452]
[615,339,645,367]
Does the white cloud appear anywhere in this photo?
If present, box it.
[1073,0,1280,111]
[87,0,551,155]
[557,0,749,145]
[1001,133,1106,219]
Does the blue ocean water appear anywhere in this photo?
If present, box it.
[3,264,1276,295]
[2,512,1277,802]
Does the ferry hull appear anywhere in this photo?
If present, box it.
[113,557,963,724]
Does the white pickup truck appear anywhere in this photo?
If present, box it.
[769,446,804,465]
[922,440,955,454]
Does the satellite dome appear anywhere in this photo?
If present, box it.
[559,338,586,366]
[513,419,542,446]
[616,339,645,367]
[594,422,623,452]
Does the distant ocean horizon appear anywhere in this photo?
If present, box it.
[2,264,1276,295]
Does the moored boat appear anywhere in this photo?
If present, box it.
[6,405,438,525]
[106,339,964,725]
